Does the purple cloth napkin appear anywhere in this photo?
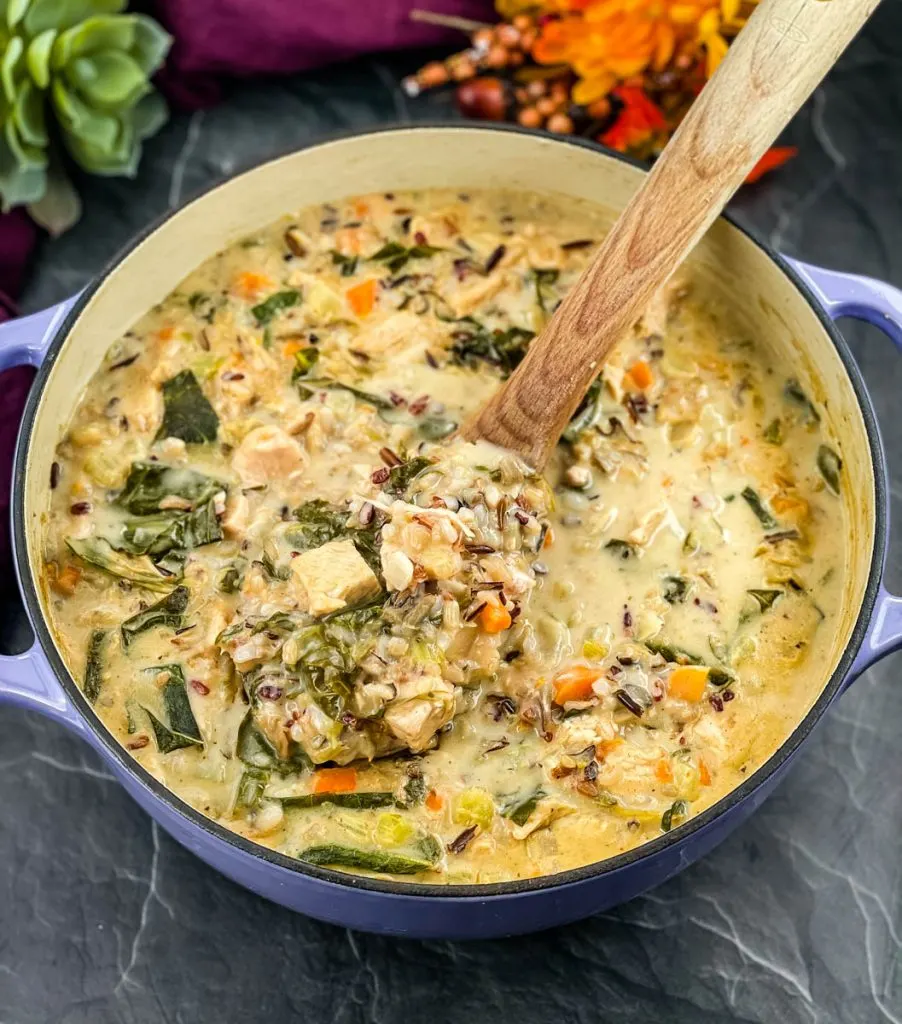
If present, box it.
[0,1,491,567]
[154,0,493,106]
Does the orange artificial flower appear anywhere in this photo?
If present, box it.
[601,86,667,152]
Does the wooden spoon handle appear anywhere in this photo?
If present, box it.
[463,0,879,467]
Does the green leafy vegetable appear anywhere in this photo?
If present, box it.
[121,586,189,648]
[143,664,202,753]
[281,792,396,809]
[746,588,782,613]
[251,289,300,326]
[217,563,245,594]
[817,444,842,495]
[330,250,358,277]
[661,799,689,832]
[84,629,107,704]
[605,539,638,561]
[369,241,443,274]
[741,486,778,529]
[662,575,689,603]
[385,456,433,497]
[236,767,269,810]
[450,323,535,377]
[533,268,560,314]
[299,844,438,875]
[66,537,175,592]
[292,348,393,408]
[763,419,783,445]
[284,623,354,719]
[784,379,820,423]
[236,711,312,774]
[155,370,219,444]
[116,461,223,516]
[708,667,735,687]
[644,637,704,666]
[562,377,602,443]
[289,500,350,550]
[502,789,545,826]
[401,772,427,807]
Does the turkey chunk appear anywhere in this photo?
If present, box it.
[231,425,306,487]
[290,539,381,617]
[351,312,437,361]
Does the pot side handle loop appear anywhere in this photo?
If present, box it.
[0,297,77,370]
[0,295,88,735]
[789,258,902,679]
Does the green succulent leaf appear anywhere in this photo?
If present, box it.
[24,0,126,38]
[14,78,46,146]
[51,76,117,146]
[65,50,149,112]
[130,89,166,139]
[130,14,170,75]
[25,28,54,87]
[5,0,28,31]
[1,35,24,103]
[27,156,81,234]
[51,14,135,65]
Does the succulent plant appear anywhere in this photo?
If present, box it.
[0,0,171,220]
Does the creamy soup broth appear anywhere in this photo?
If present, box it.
[41,189,846,883]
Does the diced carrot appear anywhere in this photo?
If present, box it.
[552,665,603,705]
[597,737,624,760]
[627,359,654,390]
[353,199,370,218]
[425,790,443,812]
[478,602,512,634]
[282,338,307,358]
[312,767,357,794]
[51,563,82,596]
[157,324,175,342]
[346,278,377,318]
[233,271,273,300]
[698,759,712,787]
[655,758,674,784]
[668,665,709,702]
[772,494,809,517]
[543,526,555,549]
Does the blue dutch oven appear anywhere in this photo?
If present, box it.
[0,126,900,939]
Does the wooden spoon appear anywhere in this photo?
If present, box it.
[462,0,879,468]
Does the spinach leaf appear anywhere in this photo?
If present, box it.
[741,486,778,529]
[330,250,358,277]
[562,377,602,443]
[236,711,312,774]
[287,624,355,719]
[299,843,438,875]
[533,268,560,314]
[401,771,426,807]
[120,500,222,559]
[385,455,433,497]
[369,241,442,274]
[121,586,189,649]
[143,664,203,753]
[502,788,545,826]
[450,323,535,378]
[763,419,783,445]
[817,444,842,495]
[281,792,396,809]
[662,575,689,603]
[605,539,638,561]
[236,767,269,810]
[116,461,224,516]
[156,370,219,444]
[746,588,782,613]
[292,349,393,408]
[289,500,350,550]
[644,637,704,665]
[217,562,245,593]
[784,379,821,423]
[661,799,689,832]
[84,629,107,703]
[66,537,176,592]
[251,289,300,326]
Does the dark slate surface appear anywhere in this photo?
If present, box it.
[2,7,902,1021]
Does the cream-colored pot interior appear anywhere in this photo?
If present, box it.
[23,126,875,707]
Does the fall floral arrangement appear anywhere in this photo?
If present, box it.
[404,0,795,181]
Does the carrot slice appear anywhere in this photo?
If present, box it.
[668,665,709,702]
[425,790,443,812]
[478,603,512,634]
[233,271,273,300]
[628,359,654,390]
[346,278,377,318]
[552,665,603,705]
[655,758,674,784]
[51,563,82,596]
[282,338,307,358]
[312,767,357,794]
[698,759,712,787]
[543,526,555,549]
[353,199,370,218]
[157,324,175,342]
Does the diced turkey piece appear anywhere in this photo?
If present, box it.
[289,539,381,617]
[382,671,457,751]
[351,311,437,360]
[231,425,307,488]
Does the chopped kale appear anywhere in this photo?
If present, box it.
[251,289,300,326]
[66,537,175,592]
[84,629,107,703]
[661,799,689,832]
[385,455,433,497]
[450,323,535,378]
[116,461,223,516]
[236,767,269,810]
[330,250,359,277]
[369,241,443,274]
[817,444,842,495]
[662,575,689,604]
[288,500,350,550]
[155,370,219,444]
[533,267,560,314]
[644,637,704,665]
[143,664,203,753]
[292,348,393,408]
[741,486,778,529]
[121,586,189,649]
[281,792,396,809]
[784,378,821,423]
[562,377,603,443]
[299,844,438,875]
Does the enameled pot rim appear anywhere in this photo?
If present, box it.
[13,122,888,900]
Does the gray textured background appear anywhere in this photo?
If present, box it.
[1,6,901,1021]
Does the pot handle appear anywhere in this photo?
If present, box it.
[0,296,76,369]
[0,295,90,736]
[788,258,902,679]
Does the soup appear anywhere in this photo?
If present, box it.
[41,189,846,883]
